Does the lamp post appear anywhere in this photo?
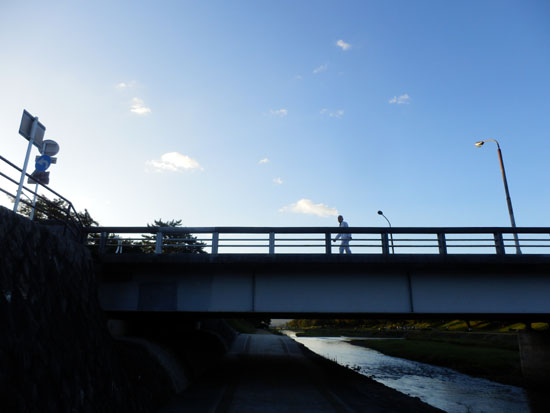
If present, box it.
[377,210,395,254]
[474,139,521,254]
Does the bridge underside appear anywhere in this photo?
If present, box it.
[97,254,550,320]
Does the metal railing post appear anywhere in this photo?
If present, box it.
[494,232,505,255]
[212,232,219,255]
[325,232,332,254]
[437,233,447,255]
[155,231,163,254]
[99,232,107,254]
[269,232,275,255]
[381,233,389,255]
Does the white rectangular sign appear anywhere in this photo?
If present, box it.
[19,109,46,149]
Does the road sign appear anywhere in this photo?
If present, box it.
[28,170,50,185]
[14,110,47,213]
[19,109,46,149]
[42,139,59,156]
[35,155,52,172]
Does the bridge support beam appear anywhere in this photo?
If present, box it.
[518,329,550,413]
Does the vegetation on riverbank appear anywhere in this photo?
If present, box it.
[286,318,549,335]
[349,336,523,387]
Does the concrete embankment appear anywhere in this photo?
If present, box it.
[0,207,179,413]
[0,207,180,412]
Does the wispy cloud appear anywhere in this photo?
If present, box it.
[336,39,351,51]
[116,81,136,89]
[145,152,202,172]
[320,109,344,119]
[279,198,338,218]
[270,108,288,117]
[313,64,328,74]
[258,158,270,164]
[389,94,411,104]
[273,177,283,185]
[131,97,151,115]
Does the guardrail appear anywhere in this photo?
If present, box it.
[85,226,550,255]
[0,154,82,227]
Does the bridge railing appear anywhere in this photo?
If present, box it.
[0,154,82,227]
[84,227,550,255]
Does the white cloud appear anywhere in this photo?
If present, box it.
[258,158,270,164]
[145,152,202,172]
[336,39,351,51]
[131,97,151,114]
[273,177,283,185]
[313,64,328,74]
[320,109,344,119]
[389,94,411,104]
[116,81,135,89]
[279,198,338,218]
[270,108,288,117]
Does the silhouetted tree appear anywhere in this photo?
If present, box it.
[12,195,97,227]
[142,219,206,254]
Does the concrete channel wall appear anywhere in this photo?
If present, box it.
[0,206,211,412]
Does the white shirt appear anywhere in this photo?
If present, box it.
[335,221,352,240]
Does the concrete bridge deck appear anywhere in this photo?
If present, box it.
[97,252,550,319]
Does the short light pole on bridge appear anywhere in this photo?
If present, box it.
[474,139,521,254]
[377,210,395,254]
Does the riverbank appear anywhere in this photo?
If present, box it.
[292,333,530,412]
[288,326,524,387]
[349,332,523,387]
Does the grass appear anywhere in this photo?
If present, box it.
[405,330,518,350]
[349,337,523,387]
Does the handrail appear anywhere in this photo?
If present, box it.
[84,226,550,256]
[0,154,82,227]
[85,226,550,234]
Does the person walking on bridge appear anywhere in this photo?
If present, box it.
[333,215,352,254]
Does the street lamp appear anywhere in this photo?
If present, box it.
[474,139,521,254]
[377,210,395,254]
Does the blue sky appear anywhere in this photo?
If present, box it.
[1,1,549,228]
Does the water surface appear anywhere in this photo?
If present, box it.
[288,333,529,413]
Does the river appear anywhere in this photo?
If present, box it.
[286,333,530,413]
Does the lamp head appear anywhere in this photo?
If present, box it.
[377,210,383,215]
[474,141,485,147]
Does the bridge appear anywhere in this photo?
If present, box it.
[89,226,550,319]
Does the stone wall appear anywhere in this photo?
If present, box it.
[0,207,174,412]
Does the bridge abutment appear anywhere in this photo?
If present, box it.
[518,329,550,388]
[518,329,550,412]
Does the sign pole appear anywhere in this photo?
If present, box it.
[29,183,39,220]
[13,117,38,213]
[29,140,46,220]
